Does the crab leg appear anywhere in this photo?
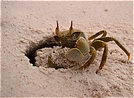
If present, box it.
[88,30,107,40]
[95,37,130,60]
[79,46,96,70]
[91,40,108,74]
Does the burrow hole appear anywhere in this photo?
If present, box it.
[25,37,58,67]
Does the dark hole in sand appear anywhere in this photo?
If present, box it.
[25,37,58,67]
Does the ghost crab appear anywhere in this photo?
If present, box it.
[47,21,130,74]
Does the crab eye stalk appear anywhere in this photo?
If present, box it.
[56,20,59,30]
[70,21,73,29]
[55,20,61,37]
[68,21,73,36]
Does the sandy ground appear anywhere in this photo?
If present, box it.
[1,1,133,97]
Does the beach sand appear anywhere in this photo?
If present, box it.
[1,1,133,97]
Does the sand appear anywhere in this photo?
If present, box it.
[1,1,133,97]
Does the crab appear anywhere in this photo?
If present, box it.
[46,21,130,74]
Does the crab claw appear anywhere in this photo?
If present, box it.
[66,37,90,62]
[75,37,90,55]
[66,48,90,62]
